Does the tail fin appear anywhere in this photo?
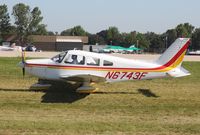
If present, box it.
[156,38,190,68]
[156,38,191,77]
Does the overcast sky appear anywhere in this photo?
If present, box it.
[1,0,200,34]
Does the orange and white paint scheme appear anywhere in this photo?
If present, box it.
[19,38,191,93]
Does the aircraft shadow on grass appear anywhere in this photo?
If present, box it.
[0,81,89,104]
[93,89,159,98]
[137,89,159,98]
[37,79,160,103]
[39,80,89,103]
[0,84,159,104]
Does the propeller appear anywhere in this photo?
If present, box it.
[21,49,26,77]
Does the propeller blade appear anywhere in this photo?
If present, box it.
[22,67,25,77]
[21,49,26,77]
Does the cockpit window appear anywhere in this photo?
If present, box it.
[86,57,100,66]
[64,54,85,65]
[51,52,67,63]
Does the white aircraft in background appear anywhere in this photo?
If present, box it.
[0,45,22,51]
[19,38,191,93]
[0,46,14,51]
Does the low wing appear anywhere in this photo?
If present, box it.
[60,74,106,83]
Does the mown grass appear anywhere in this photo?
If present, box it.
[0,57,199,135]
[0,57,37,89]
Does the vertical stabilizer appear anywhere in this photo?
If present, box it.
[156,38,190,68]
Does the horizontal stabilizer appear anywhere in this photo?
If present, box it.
[167,67,191,77]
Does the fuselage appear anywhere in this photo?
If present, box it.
[23,50,168,83]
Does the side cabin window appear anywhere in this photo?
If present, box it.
[86,56,100,66]
[103,60,113,66]
[64,54,85,65]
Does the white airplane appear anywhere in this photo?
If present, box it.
[0,45,22,51]
[19,38,191,93]
[0,46,14,51]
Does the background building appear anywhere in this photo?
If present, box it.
[31,35,88,51]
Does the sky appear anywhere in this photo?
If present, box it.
[1,0,200,34]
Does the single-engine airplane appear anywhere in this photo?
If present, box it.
[19,38,191,93]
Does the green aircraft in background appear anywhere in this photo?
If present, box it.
[103,45,142,53]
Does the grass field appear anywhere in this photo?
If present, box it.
[0,57,199,135]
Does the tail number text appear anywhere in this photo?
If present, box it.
[105,72,148,80]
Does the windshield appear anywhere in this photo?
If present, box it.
[51,51,67,63]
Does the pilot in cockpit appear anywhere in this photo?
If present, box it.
[71,55,78,64]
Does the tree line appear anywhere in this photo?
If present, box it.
[1,3,200,52]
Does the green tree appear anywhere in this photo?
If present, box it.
[90,30,108,45]
[136,33,149,50]
[0,4,11,34]
[12,3,47,45]
[33,24,47,35]
[176,23,194,38]
[47,31,55,35]
[97,30,107,40]
[119,32,137,47]
[183,23,194,37]
[29,7,45,35]
[60,29,72,36]
[191,28,200,50]
[145,32,164,53]
[88,34,106,45]
[106,26,120,45]
[71,25,87,36]
[12,3,31,44]
[61,25,87,36]
[165,29,177,45]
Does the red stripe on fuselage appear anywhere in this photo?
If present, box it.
[26,40,190,71]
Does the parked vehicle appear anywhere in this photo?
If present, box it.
[25,45,37,52]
